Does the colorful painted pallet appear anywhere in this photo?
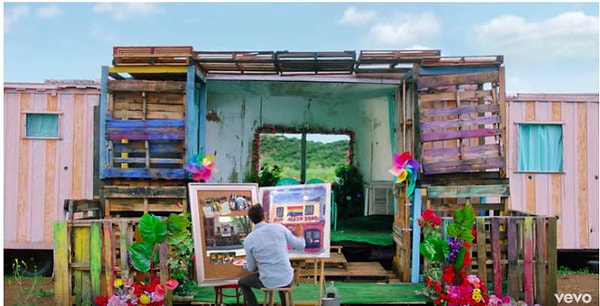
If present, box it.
[104,80,187,179]
[53,218,171,305]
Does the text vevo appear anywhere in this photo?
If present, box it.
[554,293,593,304]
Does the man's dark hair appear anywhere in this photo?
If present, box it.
[248,204,265,224]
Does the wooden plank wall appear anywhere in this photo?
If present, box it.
[4,82,100,249]
[416,67,506,176]
[506,93,599,250]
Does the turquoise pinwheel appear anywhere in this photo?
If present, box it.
[389,151,421,197]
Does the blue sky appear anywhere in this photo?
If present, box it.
[3,2,599,93]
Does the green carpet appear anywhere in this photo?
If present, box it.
[331,215,395,246]
[192,282,428,305]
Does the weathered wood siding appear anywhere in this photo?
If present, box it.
[506,93,599,249]
[4,81,99,249]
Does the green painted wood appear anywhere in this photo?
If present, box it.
[507,218,519,299]
[523,217,534,306]
[53,222,71,305]
[427,184,509,198]
[90,222,102,300]
[103,186,187,198]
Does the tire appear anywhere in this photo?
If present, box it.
[5,250,53,277]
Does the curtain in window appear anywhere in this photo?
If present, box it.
[26,114,59,138]
[518,124,563,172]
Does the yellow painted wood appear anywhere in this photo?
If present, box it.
[53,222,70,305]
[109,65,188,74]
[74,224,92,305]
[90,222,102,299]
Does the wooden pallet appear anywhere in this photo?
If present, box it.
[113,46,193,66]
[324,262,390,283]
[322,246,348,269]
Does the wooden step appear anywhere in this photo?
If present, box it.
[324,262,390,283]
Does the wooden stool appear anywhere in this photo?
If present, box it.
[261,286,293,306]
[214,283,244,305]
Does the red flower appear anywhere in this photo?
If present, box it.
[425,276,433,287]
[434,298,443,305]
[433,281,442,294]
[94,296,108,306]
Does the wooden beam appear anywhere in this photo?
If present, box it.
[107,80,186,93]
[427,184,509,198]
[418,71,499,89]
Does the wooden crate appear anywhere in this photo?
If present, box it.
[113,46,193,66]
[103,80,187,179]
[408,63,507,177]
[102,180,187,218]
[53,218,172,306]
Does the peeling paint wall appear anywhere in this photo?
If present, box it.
[205,81,395,185]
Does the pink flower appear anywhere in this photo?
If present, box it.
[165,278,179,291]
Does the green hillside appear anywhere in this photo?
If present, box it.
[259,134,349,182]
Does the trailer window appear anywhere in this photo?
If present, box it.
[24,113,60,139]
[517,123,563,173]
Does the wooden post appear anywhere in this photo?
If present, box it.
[90,222,102,299]
[54,222,71,305]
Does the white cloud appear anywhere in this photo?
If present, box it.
[369,12,440,46]
[4,5,29,33]
[37,4,62,18]
[93,3,162,21]
[338,6,376,25]
[472,11,599,59]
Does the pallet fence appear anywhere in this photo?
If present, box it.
[53,218,171,306]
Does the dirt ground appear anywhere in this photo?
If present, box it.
[3,274,599,305]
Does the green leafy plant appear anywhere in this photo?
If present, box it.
[246,164,282,186]
[128,213,190,272]
[167,212,200,297]
[332,164,364,222]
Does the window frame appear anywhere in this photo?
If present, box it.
[252,125,355,183]
[515,121,564,174]
[22,111,63,140]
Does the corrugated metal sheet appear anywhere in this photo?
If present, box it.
[4,82,100,249]
[506,93,599,249]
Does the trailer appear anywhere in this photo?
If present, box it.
[3,80,100,275]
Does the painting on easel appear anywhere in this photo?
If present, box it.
[258,183,332,259]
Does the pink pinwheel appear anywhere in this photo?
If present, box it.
[389,151,420,197]
[184,153,215,182]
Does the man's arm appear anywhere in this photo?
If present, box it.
[243,246,257,272]
[285,224,306,250]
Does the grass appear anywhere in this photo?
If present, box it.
[557,265,593,276]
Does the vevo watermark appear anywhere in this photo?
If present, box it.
[554,293,593,304]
